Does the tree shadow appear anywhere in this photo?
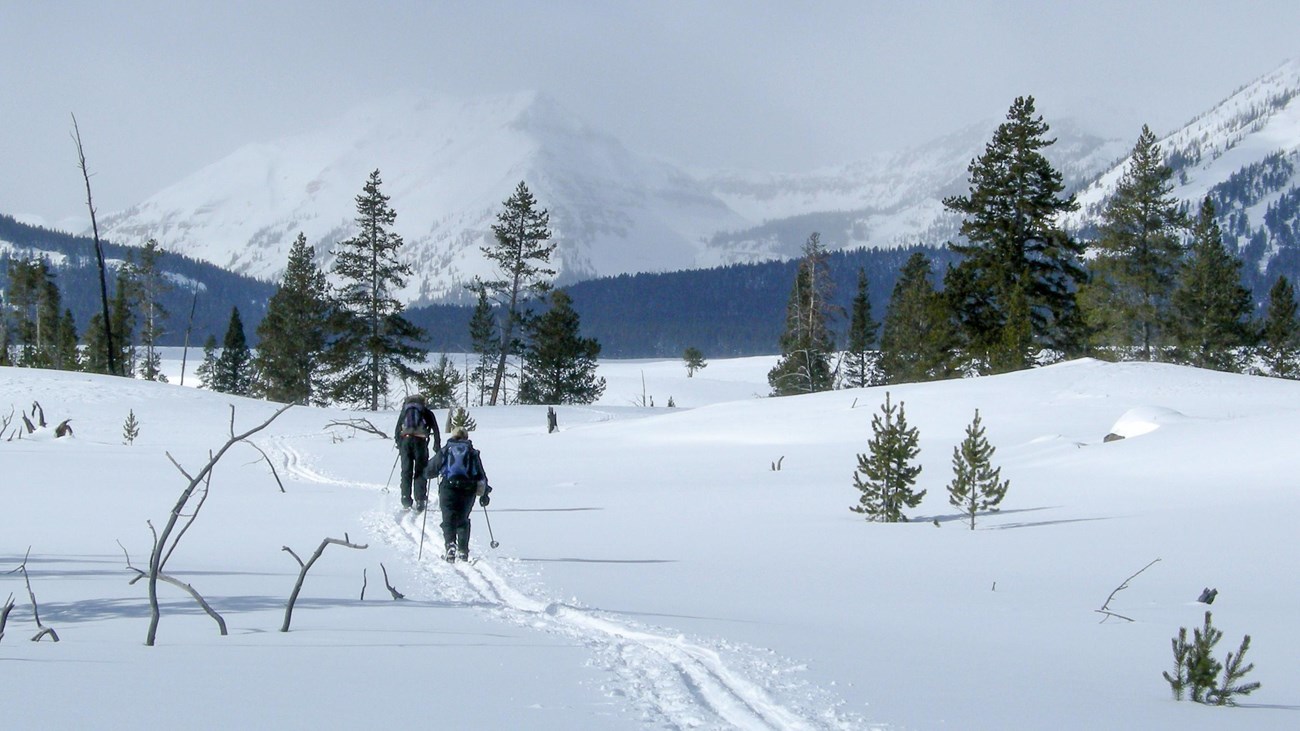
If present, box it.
[515,557,676,565]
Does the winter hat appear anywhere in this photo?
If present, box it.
[451,427,468,439]
[405,394,426,404]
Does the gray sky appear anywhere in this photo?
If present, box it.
[5,0,1300,230]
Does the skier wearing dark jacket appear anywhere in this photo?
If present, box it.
[425,427,490,562]
[393,394,441,511]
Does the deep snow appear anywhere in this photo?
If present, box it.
[3,354,1300,729]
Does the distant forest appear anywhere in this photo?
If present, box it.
[2,214,954,358]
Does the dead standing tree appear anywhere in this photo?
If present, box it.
[71,114,117,376]
[143,403,293,646]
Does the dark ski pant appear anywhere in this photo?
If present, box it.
[439,479,477,552]
[398,436,431,506]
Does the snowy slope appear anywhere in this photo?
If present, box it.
[4,355,1300,729]
[97,91,749,304]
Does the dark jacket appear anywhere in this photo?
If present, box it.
[394,397,441,450]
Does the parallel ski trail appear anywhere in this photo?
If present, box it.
[369,507,863,731]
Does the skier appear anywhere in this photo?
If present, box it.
[393,394,440,511]
[425,426,491,562]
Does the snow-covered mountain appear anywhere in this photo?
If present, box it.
[98,92,750,304]
[1069,58,1300,284]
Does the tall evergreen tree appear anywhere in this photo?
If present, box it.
[519,289,606,405]
[83,268,135,376]
[325,169,427,410]
[412,353,465,409]
[850,392,925,523]
[467,284,498,406]
[255,233,331,404]
[1258,275,1300,378]
[133,239,171,382]
[1169,198,1254,372]
[53,308,80,371]
[1086,125,1186,360]
[472,181,556,406]
[878,252,960,385]
[768,232,836,396]
[943,96,1086,368]
[947,409,1010,530]
[6,257,62,369]
[841,267,880,388]
[211,307,253,395]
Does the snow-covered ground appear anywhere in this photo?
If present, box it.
[4,354,1300,729]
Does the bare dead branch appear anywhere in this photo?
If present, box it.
[159,469,213,571]
[15,548,58,641]
[360,569,367,601]
[21,414,35,433]
[32,401,46,428]
[55,419,73,437]
[281,546,305,568]
[246,440,286,492]
[1096,558,1161,624]
[72,113,118,376]
[281,535,368,632]
[145,403,294,646]
[119,539,226,635]
[31,626,60,642]
[380,563,405,600]
[0,593,15,643]
[325,418,387,438]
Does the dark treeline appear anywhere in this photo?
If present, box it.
[0,214,275,345]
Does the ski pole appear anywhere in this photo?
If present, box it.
[418,502,429,560]
[481,501,499,549]
[384,451,400,493]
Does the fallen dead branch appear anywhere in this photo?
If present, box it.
[1096,558,1161,623]
[325,418,387,439]
[281,533,368,632]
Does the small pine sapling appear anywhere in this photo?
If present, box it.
[850,392,924,522]
[122,409,140,445]
[448,406,477,433]
[946,409,1009,529]
[683,347,707,377]
[1163,611,1259,705]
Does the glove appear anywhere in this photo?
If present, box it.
[479,494,491,507]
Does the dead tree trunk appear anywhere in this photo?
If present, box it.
[281,534,367,632]
[71,114,116,376]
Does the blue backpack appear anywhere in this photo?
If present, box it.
[441,440,479,481]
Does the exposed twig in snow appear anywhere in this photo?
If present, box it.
[281,534,368,632]
[1096,558,1161,623]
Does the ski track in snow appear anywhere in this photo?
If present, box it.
[270,435,872,729]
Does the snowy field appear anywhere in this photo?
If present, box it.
[3,353,1300,730]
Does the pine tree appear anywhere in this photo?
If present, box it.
[1086,125,1186,360]
[122,409,140,445]
[850,392,925,522]
[947,409,1009,530]
[683,346,707,377]
[1258,275,1300,378]
[7,257,63,369]
[878,252,959,385]
[447,406,477,433]
[325,169,427,410]
[254,233,331,404]
[943,96,1086,367]
[53,308,80,371]
[519,289,606,405]
[133,239,171,382]
[413,353,464,409]
[472,181,556,406]
[211,307,253,395]
[195,334,218,389]
[1168,198,1254,371]
[842,267,880,388]
[768,232,836,396]
[467,285,498,406]
[83,268,135,376]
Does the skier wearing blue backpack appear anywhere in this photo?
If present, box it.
[425,426,490,562]
[393,394,440,511]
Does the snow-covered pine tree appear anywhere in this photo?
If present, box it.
[1258,275,1300,378]
[943,96,1086,368]
[254,233,331,405]
[851,391,925,522]
[768,232,836,396]
[841,267,880,388]
[472,181,556,406]
[1084,125,1186,361]
[519,289,606,404]
[211,307,253,396]
[879,252,959,385]
[1169,197,1254,372]
[325,169,427,410]
[947,409,1009,530]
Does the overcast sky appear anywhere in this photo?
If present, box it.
[5,0,1300,231]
